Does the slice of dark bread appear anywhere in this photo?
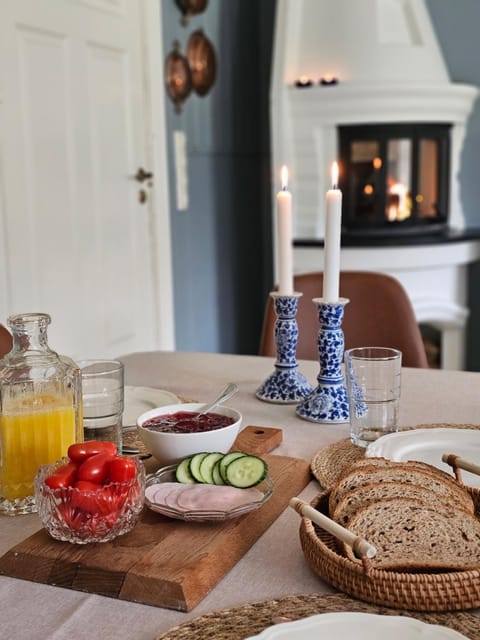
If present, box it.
[343,497,480,571]
[328,463,474,516]
[346,456,456,482]
[332,481,459,526]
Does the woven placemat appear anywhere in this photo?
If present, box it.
[155,593,480,640]
[311,423,480,488]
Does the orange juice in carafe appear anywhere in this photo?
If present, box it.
[0,394,77,501]
[0,314,82,515]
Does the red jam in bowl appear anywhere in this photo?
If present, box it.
[141,411,235,434]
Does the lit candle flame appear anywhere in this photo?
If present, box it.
[281,165,289,190]
[331,162,339,189]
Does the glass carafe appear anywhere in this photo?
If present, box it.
[0,313,83,515]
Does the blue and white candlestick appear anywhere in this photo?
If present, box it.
[296,298,350,422]
[256,292,314,404]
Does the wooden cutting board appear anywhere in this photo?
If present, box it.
[0,426,311,612]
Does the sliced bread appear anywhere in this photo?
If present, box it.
[343,497,480,571]
[345,456,456,481]
[332,481,458,526]
[328,463,474,516]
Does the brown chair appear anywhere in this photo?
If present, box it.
[0,324,13,358]
[259,271,429,368]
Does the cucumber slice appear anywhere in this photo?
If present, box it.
[219,451,246,483]
[224,455,268,488]
[199,452,224,484]
[212,460,225,485]
[175,456,196,484]
[188,452,210,483]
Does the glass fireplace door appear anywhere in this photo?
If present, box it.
[339,124,450,234]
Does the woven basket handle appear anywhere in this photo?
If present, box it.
[442,453,480,483]
[289,497,376,574]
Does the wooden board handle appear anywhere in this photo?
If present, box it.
[232,426,283,455]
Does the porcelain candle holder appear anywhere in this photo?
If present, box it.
[256,293,314,404]
[296,298,350,423]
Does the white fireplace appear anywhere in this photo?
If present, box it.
[270,0,480,370]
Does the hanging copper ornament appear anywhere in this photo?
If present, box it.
[175,0,208,26]
[187,30,217,97]
[165,41,192,113]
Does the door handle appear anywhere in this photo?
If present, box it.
[134,167,154,183]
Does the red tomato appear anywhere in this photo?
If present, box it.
[108,456,137,483]
[68,440,117,463]
[77,452,113,484]
[45,461,78,489]
[74,480,102,492]
[71,481,113,515]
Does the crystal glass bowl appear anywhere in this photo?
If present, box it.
[34,457,145,544]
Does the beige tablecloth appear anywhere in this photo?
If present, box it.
[1,352,479,639]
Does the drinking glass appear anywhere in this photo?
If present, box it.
[344,347,402,447]
[78,360,124,452]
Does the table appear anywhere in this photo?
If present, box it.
[1,351,480,640]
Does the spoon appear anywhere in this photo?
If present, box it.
[196,382,238,417]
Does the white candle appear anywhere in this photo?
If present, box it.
[276,166,293,295]
[323,162,342,302]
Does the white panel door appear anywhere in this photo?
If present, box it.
[0,0,174,360]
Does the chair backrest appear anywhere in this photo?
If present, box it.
[259,271,429,368]
[0,324,13,359]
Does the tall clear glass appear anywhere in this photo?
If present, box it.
[0,313,83,515]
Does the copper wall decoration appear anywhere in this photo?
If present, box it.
[167,0,217,112]
[175,0,208,26]
[165,41,192,113]
[187,30,216,97]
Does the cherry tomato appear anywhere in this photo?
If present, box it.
[45,461,78,489]
[77,452,113,483]
[108,456,137,483]
[68,440,117,463]
[74,480,101,491]
[71,481,113,515]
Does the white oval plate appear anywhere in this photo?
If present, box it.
[123,386,180,427]
[245,612,469,639]
[366,428,480,487]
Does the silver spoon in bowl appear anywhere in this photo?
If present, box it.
[196,382,239,417]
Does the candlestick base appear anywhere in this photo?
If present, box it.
[256,292,314,404]
[296,298,350,423]
[256,368,314,404]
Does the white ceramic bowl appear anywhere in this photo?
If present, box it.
[136,402,242,465]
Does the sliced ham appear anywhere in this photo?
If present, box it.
[176,484,262,511]
[145,482,187,509]
[146,482,262,512]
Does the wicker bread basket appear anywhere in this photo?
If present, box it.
[299,488,480,612]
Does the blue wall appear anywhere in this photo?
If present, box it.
[426,0,480,228]
[161,0,274,355]
[161,0,480,365]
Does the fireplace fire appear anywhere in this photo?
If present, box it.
[339,123,450,235]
